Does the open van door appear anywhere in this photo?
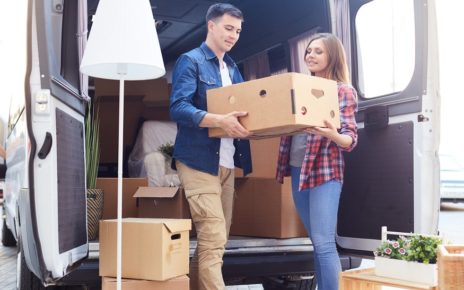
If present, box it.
[336,0,440,255]
[14,0,89,287]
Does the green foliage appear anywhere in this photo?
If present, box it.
[158,142,174,158]
[374,235,442,264]
[85,100,100,189]
[405,235,442,264]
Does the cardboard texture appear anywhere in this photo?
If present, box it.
[235,137,280,178]
[96,178,147,219]
[101,275,189,290]
[207,73,340,138]
[95,77,170,106]
[231,177,307,238]
[133,187,191,220]
[99,218,191,281]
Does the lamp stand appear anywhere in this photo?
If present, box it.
[116,74,125,290]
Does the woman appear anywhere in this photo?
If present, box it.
[276,33,358,290]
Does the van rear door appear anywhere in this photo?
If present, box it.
[336,0,440,255]
[20,0,89,284]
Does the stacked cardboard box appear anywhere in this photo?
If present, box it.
[231,177,306,238]
[99,218,191,289]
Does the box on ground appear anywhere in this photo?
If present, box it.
[96,178,147,219]
[99,218,191,281]
[102,275,189,290]
[230,177,307,238]
[207,73,340,138]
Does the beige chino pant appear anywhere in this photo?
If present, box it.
[176,161,235,290]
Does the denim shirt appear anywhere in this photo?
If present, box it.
[169,42,252,176]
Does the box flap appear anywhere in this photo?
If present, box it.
[133,186,179,198]
[164,219,192,233]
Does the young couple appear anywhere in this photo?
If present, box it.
[169,3,358,290]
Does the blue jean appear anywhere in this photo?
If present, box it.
[291,166,342,290]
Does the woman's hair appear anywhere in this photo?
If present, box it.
[304,33,350,84]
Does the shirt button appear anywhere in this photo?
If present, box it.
[216,152,219,155]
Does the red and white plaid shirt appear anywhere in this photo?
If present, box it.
[276,83,358,191]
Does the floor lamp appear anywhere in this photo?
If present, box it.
[80,0,165,289]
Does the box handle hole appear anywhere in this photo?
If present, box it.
[311,89,324,98]
[301,106,307,115]
[171,233,181,240]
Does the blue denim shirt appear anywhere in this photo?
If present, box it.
[170,42,252,176]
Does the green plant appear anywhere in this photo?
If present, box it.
[158,142,174,158]
[405,235,442,264]
[85,100,100,189]
[374,235,442,264]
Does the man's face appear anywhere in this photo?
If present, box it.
[208,14,242,53]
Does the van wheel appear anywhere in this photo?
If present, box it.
[17,242,46,290]
[2,218,16,247]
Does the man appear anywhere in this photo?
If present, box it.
[169,3,251,290]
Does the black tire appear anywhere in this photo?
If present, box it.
[17,241,47,290]
[2,218,17,247]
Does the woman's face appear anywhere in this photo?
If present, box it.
[305,39,329,77]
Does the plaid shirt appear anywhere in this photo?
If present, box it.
[276,83,358,190]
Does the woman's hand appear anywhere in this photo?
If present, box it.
[305,120,338,139]
[305,120,353,149]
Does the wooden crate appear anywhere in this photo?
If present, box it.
[437,245,464,290]
[339,268,438,290]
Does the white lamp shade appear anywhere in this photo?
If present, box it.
[80,0,165,80]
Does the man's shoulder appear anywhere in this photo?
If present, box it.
[182,46,205,63]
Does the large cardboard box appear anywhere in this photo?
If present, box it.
[207,73,340,138]
[235,137,280,178]
[133,187,190,219]
[102,275,189,290]
[230,177,307,238]
[95,77,170,106]
[99,218,191,281]
[96,178,147,219]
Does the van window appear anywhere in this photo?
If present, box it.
[355,0,415,98]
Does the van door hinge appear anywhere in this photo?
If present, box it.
[52,0,64,13]
[417,114,430,122]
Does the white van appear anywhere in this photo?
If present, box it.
[1,0,440,289]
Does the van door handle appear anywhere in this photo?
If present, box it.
[38,132,53,159]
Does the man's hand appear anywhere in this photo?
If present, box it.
[216,111,250,138]
[200,111,251,138]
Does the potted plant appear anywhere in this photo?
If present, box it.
[85,100,103,241]
[374,226,442,285]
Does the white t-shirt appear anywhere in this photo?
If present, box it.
[219,63,235,169]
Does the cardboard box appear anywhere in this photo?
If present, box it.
[102,275,189,290]
[207,73,340,138]
[230,177,307,238]
[95,77,170,106]
[235,137,280,178]
[133,187,190,219]
[99,218,191,281]
[96,178,147,219]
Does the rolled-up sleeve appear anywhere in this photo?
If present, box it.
[169,55,207,127]
[338,85,358,152]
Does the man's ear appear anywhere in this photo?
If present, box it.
[207,20,215,32]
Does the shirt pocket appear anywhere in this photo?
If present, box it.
[198,69,218,108]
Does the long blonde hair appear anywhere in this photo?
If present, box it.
[304,33,350,84]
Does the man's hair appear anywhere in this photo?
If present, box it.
[205,3,244,23]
